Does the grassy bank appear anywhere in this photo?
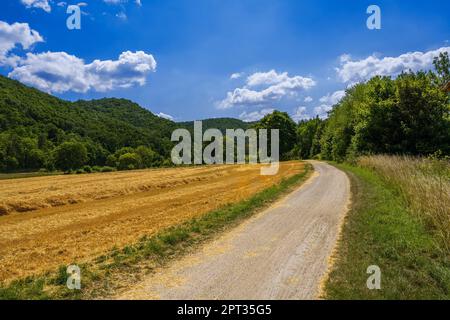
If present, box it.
[358,155,450,250]
[324,162,450,300]
[0,162,311,300]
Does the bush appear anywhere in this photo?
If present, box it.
[135,146,160,168]
[162,159,173,167]
[92,166,102,172]
[54,141,88,172]
[82,165,93,173]
[118,153,142,171]
[100,166,116,173]
[106,154,118,168]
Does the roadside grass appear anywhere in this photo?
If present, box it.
[358,155,450,251]
[0,162,311,300]
[324,163,450,300]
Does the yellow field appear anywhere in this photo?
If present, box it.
[0,162,304,283]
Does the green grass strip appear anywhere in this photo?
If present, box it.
[0,162,312,300]
[323,163,450,300]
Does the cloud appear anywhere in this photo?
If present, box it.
[304,96,313,103]
[336,47,450,83]
[8,50,157,93]
[157,112,174,121]
[230,72,243,80]
[292,106,310,122]
[116,12,127,20]
[0,20,43,67]
[311,90,346,119]
[103,0,141,5]
[313,104,332,119]
[21,0,51,13]
[239,108,274,122]
[103,0,125,4]
[319,90,345,105]
[218,70,316,109]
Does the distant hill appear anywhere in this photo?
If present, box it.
[0,75,256,172]
[179,118,252,133]
[0,76,176,153]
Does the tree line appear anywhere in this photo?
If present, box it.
[0,53,448,173]
[290,52,450,161]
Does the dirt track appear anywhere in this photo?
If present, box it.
[0,162,303,283]
[117,161,350,300]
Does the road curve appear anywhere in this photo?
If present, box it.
[117,161,350,300]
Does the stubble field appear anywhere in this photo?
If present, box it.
[0,162,304,283]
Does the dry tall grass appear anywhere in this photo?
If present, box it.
[358,155,450,252]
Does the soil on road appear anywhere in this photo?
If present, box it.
[118,161,350,300]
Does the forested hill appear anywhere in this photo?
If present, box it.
[0,76,178,171]
[179,118,252,133]
[0,75,254,172]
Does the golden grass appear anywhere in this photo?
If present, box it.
[0,162,304,283]
[358,155,450,251]
[0,166,232,215]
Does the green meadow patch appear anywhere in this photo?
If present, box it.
[323,163,450,300]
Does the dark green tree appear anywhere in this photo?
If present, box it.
[54,141,88,171]
[135,146,160,168]
[433,52,450,86]
[118,153,142,170]
[254,111,297,159]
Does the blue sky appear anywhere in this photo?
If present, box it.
[0,0,449,122]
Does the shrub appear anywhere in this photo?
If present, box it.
[106,154,118,168]
[118,153,142,171]
[54,141,88,172]
[100,166,116,173]
[92,166,102,172]
[82,165,93,173]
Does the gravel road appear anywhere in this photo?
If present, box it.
[118,161,350,300]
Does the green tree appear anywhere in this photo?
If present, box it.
[296,117,323,159]
[118,153,142,170]
[25,149,46,170]
[106,154,118,168]
[54,141,88,171]
[433,52,450,85]
[135,146,160,168]
[254,111,297,159]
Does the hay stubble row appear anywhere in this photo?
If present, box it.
[0,162,304,283]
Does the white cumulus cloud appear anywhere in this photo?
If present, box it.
[313,104,332,119]
[292,106,310,122]
[218,70,316,109]
[21,0,51,13]
[336,47,450,83]
[0,20,43,67]
[230,72,243,80]
[9,50,157,93]
[157,112,174,121]
[239,108,274,122]
[312,90,346,119]
[319,90,345,106]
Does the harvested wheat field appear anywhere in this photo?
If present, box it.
[0,161,304,283]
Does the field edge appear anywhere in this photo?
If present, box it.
[322,163,450,300]
[0,162,312,300]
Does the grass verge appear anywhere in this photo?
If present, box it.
[0,162,311,300]
[323,163,450,300]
